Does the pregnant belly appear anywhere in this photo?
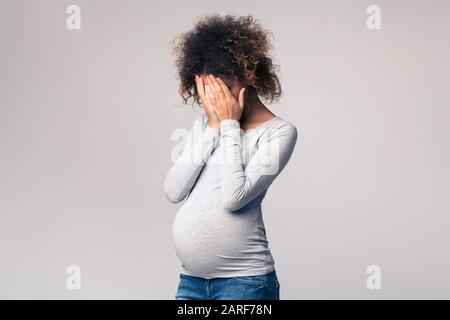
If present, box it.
[172,200,258,276]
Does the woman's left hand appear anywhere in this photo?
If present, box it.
[204,74,246,121]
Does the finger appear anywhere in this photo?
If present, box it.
[215,77,233,99]
[203,84,213,108]
[195,75,207,104]
[207,89,220,119]
[198,77,215,114]
[198,76,213,107]
[238,87,246,109]
[195,75,205,96]
[205,85,216,105]
[208,75,225,99]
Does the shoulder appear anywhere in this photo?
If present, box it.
[255,117,299,169]
[254,117,299,160]
[263,117,299,144]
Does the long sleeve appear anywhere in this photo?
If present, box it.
[219,119,298,212]
[164,112,220,204]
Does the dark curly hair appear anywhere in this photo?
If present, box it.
[172,14,282,106]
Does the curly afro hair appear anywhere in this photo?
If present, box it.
[172,14,282,105]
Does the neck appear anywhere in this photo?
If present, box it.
[241,94,265,123]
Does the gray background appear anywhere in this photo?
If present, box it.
[1,0,449,299]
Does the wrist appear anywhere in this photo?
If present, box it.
[206,123,220,133]
[220,119,241,132]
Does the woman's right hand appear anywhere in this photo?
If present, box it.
[195,75,220,131]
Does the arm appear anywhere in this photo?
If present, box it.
[163,112,219,204]
[219,119,298,211]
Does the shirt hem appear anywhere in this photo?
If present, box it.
[180,265,276,280]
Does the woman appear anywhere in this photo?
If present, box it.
[164,14,298,300]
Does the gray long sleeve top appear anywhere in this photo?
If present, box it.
[164,109,298,279]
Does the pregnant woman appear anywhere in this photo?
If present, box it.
[164,14,298,300]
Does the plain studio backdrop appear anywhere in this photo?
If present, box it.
[1,0,449,299]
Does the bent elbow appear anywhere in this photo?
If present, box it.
[164,180,186,204]
[165,191,185,204]
[222,196,245,212]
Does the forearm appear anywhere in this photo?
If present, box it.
[219,119,298,212]
[164,125,219,203]
[219,119,249,210]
